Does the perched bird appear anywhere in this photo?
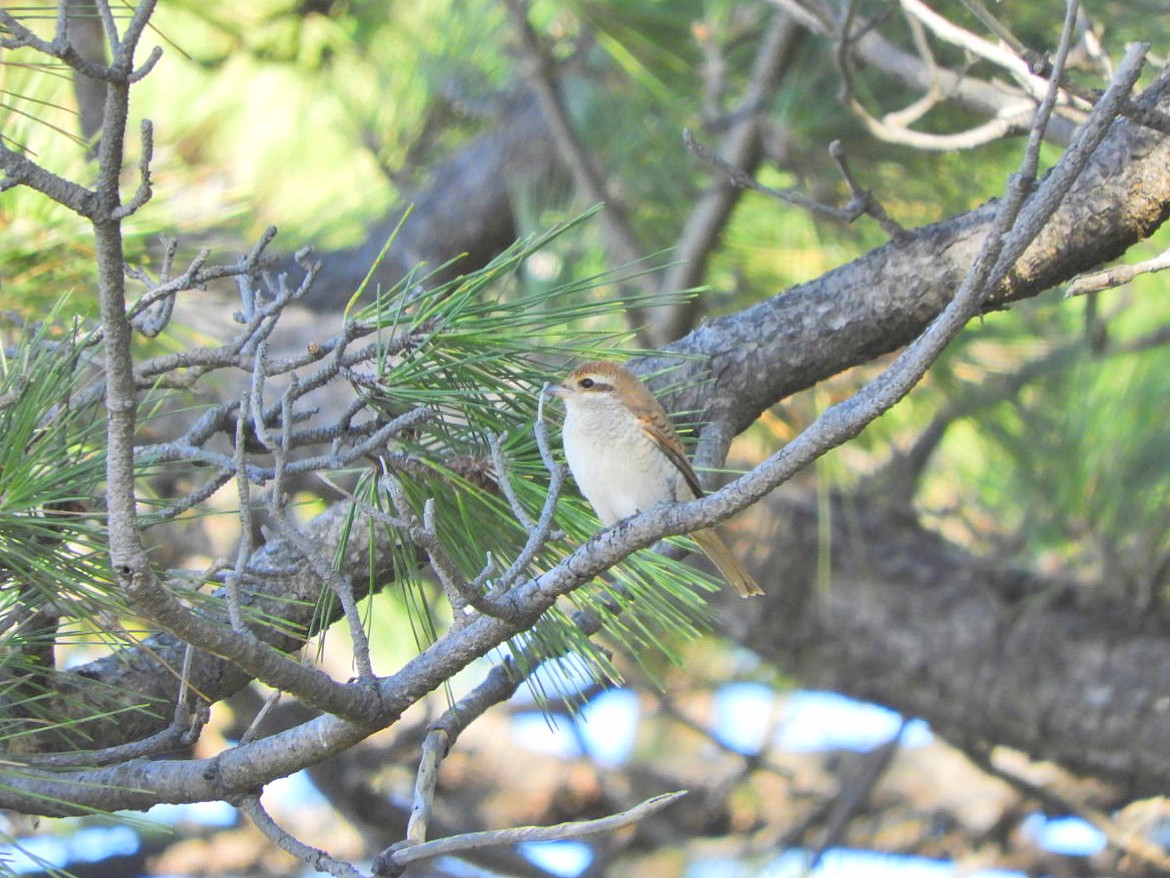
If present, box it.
[548,360,764,598]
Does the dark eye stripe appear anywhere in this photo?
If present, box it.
[579,378,611,391]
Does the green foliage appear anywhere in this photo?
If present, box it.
[0,307,139,745]
[947,337,1170,597]
[905,231,1170,600]
[0,46,99,316]
[121,0,513,247]
[0,312,110,607]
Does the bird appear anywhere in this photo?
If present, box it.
[547,360,764,598]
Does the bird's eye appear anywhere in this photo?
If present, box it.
[579,378,595,389]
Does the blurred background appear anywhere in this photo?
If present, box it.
[3,1,1170,876]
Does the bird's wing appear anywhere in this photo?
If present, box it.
[636,412,706,500]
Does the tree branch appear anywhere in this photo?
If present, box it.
[1065,245,1170,296]
[376,790,688,875]
[768,0,1081,145]
[638,56,1170,435]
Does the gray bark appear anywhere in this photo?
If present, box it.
[720,487,1170,801]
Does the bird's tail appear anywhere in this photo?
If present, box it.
[692,528,765,598]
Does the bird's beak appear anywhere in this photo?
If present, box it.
[543,382,566,398]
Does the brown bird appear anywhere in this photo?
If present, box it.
[548,361,764,598]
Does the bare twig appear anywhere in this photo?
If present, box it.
[379,790,688,873]
[379,472,469,606]
[828,140,908,241]
[405,728,448,844]
[767,0,1080,147]
[0,7,117,83]
[24,718,200,769]
[1065,246,1170,297]
[481,397,567,596]
[809,726,904,869]
[489,432,536,531]
[239,794,368,878]
[127,238,181,336]
[378,468,523,622]
[111,118,152,220]
[957,0,1031,58]
[139,405,432,483]
[0,142,100,214]
[239,688,283,745]
[684,128,906,241]
[228,390,254,632]
[684,128,848,221]
[835,0,1036,150]
[899,0,1055,99]
[275,507,376,681]
[171,642,201,740]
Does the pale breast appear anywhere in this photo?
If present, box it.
[562,403,693,526]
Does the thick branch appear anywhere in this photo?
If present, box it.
[638,66,1170,433]
[27,502,395,753]
[720,488,1170,801]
